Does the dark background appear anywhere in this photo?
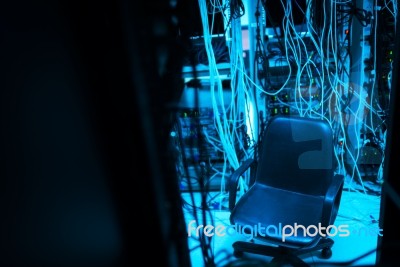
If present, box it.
[0,0,191,266]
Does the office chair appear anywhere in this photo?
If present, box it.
[228,116,344,266]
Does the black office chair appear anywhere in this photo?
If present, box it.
[228,116,344,266]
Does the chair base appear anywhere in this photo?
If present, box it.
[233,238,334,267]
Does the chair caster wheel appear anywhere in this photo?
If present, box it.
[321,247,332,259]
[233,250,243,258]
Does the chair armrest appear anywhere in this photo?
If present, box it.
[229,158,255,211]
[321,174,344,229]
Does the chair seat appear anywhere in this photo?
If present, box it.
[230,183,325,248]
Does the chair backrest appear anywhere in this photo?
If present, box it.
[255,116,334,196]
